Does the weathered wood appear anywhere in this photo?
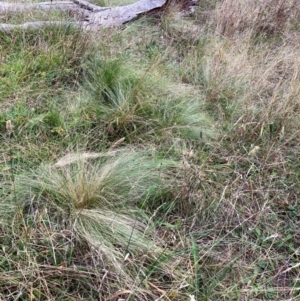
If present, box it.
[90,0,166,27]
[73,0,105,12]
[0,0,170,31]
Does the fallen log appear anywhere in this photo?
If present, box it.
[0,0,171,31]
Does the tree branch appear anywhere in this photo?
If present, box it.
[0,0,169,31]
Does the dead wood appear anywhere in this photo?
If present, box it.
[0,0,197,32]
[0,0,170,32]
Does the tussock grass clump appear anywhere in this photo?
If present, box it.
[0,150,178,299]
[16,150,175,210]
[81,57,216,146]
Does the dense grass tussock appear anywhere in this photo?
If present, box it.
[0,150,178,299]
[14,150,175,210]
[1,0,300,300]
[82,57,216,144]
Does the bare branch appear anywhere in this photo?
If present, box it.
[0,0,169,31]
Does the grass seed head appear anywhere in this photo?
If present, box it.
[6,120,13,134]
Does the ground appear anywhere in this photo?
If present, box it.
[0,0,300,300]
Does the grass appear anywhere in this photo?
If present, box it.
[0,150,176,297]
[1,0,300,300]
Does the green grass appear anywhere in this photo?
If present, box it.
[1,0,300,300]
[0,26,88,102]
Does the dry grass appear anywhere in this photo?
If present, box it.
[1,0,300,300]
[214,0,299,38]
